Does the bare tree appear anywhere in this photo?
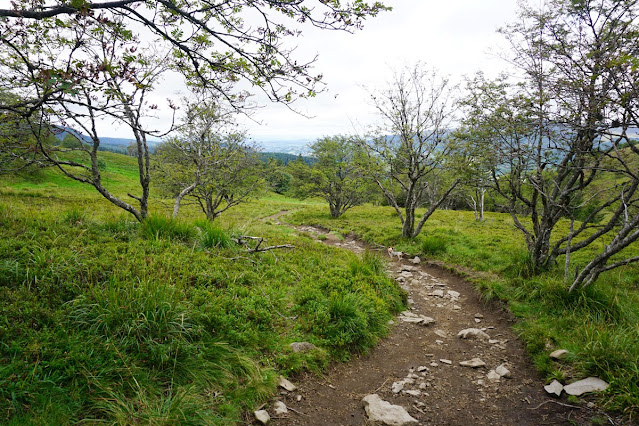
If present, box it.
[363,65,460,238]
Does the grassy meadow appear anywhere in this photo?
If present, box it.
[0,154,405,424]
[1,151,638,422]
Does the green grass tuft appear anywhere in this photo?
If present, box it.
[140,215,195,241]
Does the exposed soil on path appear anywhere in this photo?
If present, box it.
[261,215,608,425]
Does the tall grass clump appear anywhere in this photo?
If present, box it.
[421,235,447,255]
[140,215,194,242]
[195,220,234,249]
[350,250,385,276]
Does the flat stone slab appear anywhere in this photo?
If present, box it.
[398,311,435,326]
[254,409,270,424]
[278,376,297,392]
[459,357,486,368]
[273,401,288,415]
[457,328,490,340]
[564,377,609,396]
[289,342,316,353]
[544,379,564,397]
[362,394,418,425]
[549,349,569,360]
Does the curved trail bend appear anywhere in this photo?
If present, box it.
[265,214,596,425]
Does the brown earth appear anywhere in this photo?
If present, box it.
[257,215,614,425]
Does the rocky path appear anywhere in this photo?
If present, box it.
[260,218,598,425]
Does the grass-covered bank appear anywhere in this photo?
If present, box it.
[288,205,639,417]
[0,189,405,424]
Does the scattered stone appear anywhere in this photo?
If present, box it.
[544,380,564,397]
[398,311,435,326]
[488,339,499,344]
[452,304,462,310]
[254,409,270,424]
[362,394,418,425]
[495,364,511,378]
[289,342,316,353]
[430,362,439,367]
[474,318,481,323]
[434,329,448,338]
[417,366,429,372]
[407,373,419,379]
[459,358,486,368]
[388,320,395,325]
[440,359,452,365]
[457,328,490,340]
[447,290,460,298]
[435,340,443,345]
[587,402,595,408]
[430,290,445,297]
[273,401,288,415]
[407,298,415,305]
[410,256,421,264]
[296,395,302,402]
[403,378,415,385]
[486,370,501,382]
[564,377,609,396]
[550,349,569,360]
[278,376,297,392]
[403,390,421,397]
[400,271,414,278]
[474,313,484,319]
[477,379,485,386]
[401,265,419,272]
[419,382,427,389]
[392,381,405,394]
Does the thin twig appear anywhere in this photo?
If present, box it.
[287,406,307,416]
[527,400,582,410]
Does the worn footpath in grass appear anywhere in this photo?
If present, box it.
[288,204,639,417]
[0,183,405,423]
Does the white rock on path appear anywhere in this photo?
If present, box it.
[564,377,609,396]
[544,379,564,397]
[254,409,270,424]
[392,381,405,394]
[459,358,486,368]
[398,311,435,326]
[440,359,452,365]
[430,290,445,297]
[486,370,501,382]
[550,349,569,360]
[278,376,297,392]
[273,401,288,415]
[457,328,490,340]
[447,290,460,298]
[495,364,511,378]
[362,394,418,426]
[410,256,421,264]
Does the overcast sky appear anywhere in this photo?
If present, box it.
[108,0,521,142]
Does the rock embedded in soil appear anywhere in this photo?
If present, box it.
[495,364,511,378]
[458,328,490,340]
[273,401,288,415]
[549,349,569,360]
[440,359,452,365]
[447,290,460,298]
[254,409,270,424]
[410,256,421,264]
[459,358,486,368]
[398,311,435,326]
[487,370,501,382]
[544,380,564,397]
[289,342,316,353]
[563,377,609,396]
[430,290,445,297]
[362,394,418,426]
[278,376,297,392]
[392,381,405,394]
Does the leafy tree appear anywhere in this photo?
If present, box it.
[459,0,639,288]
[363,65,461,238]
[153,101,264,221]
[301,135,371,218]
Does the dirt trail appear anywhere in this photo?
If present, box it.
[263,215,598,425]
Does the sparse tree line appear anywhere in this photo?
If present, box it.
[2,0,639,289]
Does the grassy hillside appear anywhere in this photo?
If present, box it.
[288,205,639,416]
[0,158,405,424]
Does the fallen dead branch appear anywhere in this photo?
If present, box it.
[235,235,295,253]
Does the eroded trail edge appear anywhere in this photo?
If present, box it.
[267,219,590,425]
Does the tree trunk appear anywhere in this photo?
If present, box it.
[172,181,198,219]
